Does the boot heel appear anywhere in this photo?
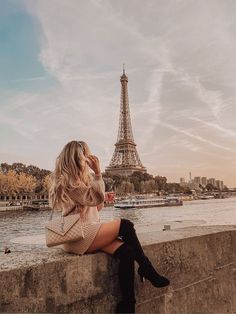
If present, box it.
[138,268,145,283]
[137,263,170,288]
[139,273,145,283]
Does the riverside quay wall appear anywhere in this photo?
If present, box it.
[0,225,235,314]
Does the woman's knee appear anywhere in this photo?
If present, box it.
[99,219,121,238]
[120,218,135,234]
[121,218,134,227]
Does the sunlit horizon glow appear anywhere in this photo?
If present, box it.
[0,1,236,187]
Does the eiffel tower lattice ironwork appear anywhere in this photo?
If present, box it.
[105,66,147,176]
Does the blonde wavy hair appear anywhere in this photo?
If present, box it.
[48,140,93,213]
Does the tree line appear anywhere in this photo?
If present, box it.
[0,163,50,195]
[102,171,192,195]
[0,163,225,197]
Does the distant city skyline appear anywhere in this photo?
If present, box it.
[180,175,225,189]
[0,1,236,187]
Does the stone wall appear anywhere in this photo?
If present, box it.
[0,225,235,313]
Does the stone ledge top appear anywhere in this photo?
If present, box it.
[1,224,235,272]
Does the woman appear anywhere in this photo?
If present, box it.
[48,140,170,314]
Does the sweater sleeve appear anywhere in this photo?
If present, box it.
[69,173,105,207]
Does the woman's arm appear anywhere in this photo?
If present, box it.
[97,192,110,211]
[69,173,105,207]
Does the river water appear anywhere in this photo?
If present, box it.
[0,197,236,252]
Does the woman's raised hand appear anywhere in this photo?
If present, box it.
[86,155,101,175]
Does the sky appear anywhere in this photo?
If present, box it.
[0,0,236,187]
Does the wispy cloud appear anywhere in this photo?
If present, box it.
[8,75,48,82]
[0,107,36,140]
[0,151,34,165]
[159,121,236,153]
[176,139,200,152]
[191,117,236,138]
[136,69,164,142]
[174,69,224,119]
[1,0,236,186]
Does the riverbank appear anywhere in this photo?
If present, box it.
[0,225,235,313]
[1,197,236,253]
[0,204,50,212]
[0,193,234,212]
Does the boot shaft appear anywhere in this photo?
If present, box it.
[113,242,136,313]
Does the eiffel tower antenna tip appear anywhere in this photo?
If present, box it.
[123,63,125,75]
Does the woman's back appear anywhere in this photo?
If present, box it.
[60,172,105,255]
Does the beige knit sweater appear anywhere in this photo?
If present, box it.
[60,173,105,255]
[61,173,105,223]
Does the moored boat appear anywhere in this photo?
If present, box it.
[23,201,49,211]
[198,195,215,200]
[114,197,183,209]
[23,204,40,211]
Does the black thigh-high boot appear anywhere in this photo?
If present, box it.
[113,242,136,314]
[118,218,170,288]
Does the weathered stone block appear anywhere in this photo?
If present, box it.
[0,225,235,313]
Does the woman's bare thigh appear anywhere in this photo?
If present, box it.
[86,218,122,253]
[100,239,124,255]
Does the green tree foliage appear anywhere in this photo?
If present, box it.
[205,183,216,191]
[103,177,115,192]
[103,171,173,195]
[154,175,167,191]
[166,182,183,193]
[116,181,134,195]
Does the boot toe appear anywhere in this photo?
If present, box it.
[159,276,170,287]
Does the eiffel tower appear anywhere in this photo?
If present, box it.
[105,66,147,176]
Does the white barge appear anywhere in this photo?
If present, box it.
[114,197,183,209]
